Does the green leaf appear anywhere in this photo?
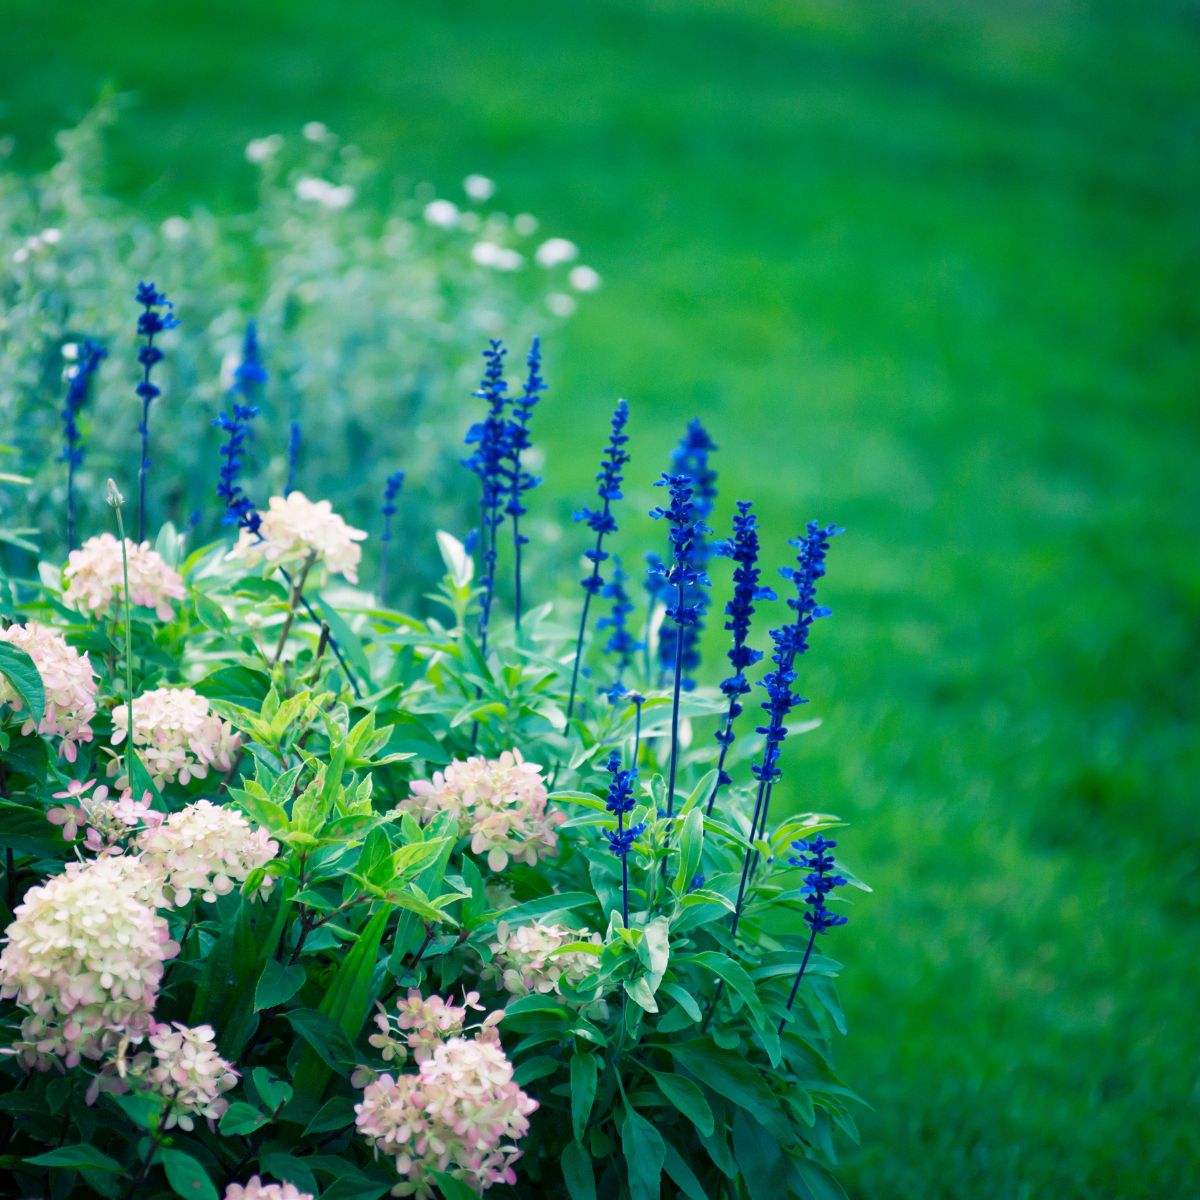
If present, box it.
[662,1140,709,1200]
[646,1068,714,1137]
[218,1100,269,1136]
[160,1147,219,1200]
[315,595,373,685]
[660,982,701,1022]
[259,1151,318,1198]
[570,1051,599,1141]
[691,950,765,1023]
[623,975,659,1013]
[733,1109,788,1200]
[0,643,44,726]
[252,1066,293,1112]
[303,1095,357,1137]
[25,1145,121,1172]
[637,916,671,992]
[672,807,704,896]
[285,1007,359,1074]
[791,1158,850,1200]
[621,1102,666,1200]
[561,1140,597,1200]
[430,1172,479,1200]
[255,959,307,1010]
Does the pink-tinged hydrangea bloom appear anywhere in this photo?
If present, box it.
[63,533,185,622]
[130,1021,238,1131]
[225,1179,314,1200]
[0,855,177,1069]
[110,686,241,787]
[402,750,564,871]
[136,799,278,906]
[0,622,97,762]
[485,920,601,997]
[229,491,367,583]
[370,989,487,1066]
[46,779,162,852]
[355,1031,538,1198]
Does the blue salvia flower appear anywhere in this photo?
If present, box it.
[648,471,712,816]
[565,399,630,722]
[504,338,546,629]
[596,557,642,696]
[212,322,266,534]
[780,835,848,1032]
[133,281,178,541]
[462,340,511,654]
[59,338,107,550]
[729,520,839,940]
[378,469,406,601]
[286,420,302,494]
[602,750,644,926]
[707,501,776,814]
[654,420,718,688]
[213,403,260,532]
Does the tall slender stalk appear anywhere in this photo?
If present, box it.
[132,283,176,542]
[106,481,136,785]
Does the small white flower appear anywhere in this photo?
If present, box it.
[546,292,577,318]
[161,216,189,241]
[41,228,62,245]
[62,342,80,361]
[514,213,539,236]
[12,246,29,264]
[535,237,578,268]
[295,177,355,209]
[245,135,283,163]
[569,265,601,292]
[302,120,330,142]
[463,173,496,202]
[471,241,523,271]
[423,198,459,229]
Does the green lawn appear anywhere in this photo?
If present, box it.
[3,1,1198,1195]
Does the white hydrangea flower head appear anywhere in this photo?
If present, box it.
[0,622,97,762]
[63,533,185,622]
[0,855,177,1068]
[295,177,355,209]
[136,798,278,907]
[131,1021,238,1131]
[369,988,488,1066]
[225,1179,315,1200]
[110,687,241,787]
[46,778,161,852]
[355,1030,538,1198]
[568,265,602,292]
[229,491,367,583]
[401,750,564,871]
[485,920,601,997]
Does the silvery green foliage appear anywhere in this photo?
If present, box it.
[0,102,591,593]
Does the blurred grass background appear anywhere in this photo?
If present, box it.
[3,0,1198,1195]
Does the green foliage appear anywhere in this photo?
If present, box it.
[0,470,862,1199]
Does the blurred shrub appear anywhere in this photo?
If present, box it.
[0,101,599,595]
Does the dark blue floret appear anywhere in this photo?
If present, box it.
[213,322,268,533]
[790,835,849,934]
[380,471,406,541]
[134,281,178,539]
[462,340,512,650]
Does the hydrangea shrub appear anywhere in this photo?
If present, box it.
[0,327,865,1200]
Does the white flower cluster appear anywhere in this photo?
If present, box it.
[63,534,185,622]
[0,855,177,1068]
[110,686,241,787]
[484,919,601,997]
[136,799,279,906]
[225,1180,314,1200]
[131,1021,239,1130]
[229,491,367,583]
[0,621,97,762]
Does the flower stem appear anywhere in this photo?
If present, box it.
[109,488,136,787]
[272,551,317,667]
[778,925,818,1034]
